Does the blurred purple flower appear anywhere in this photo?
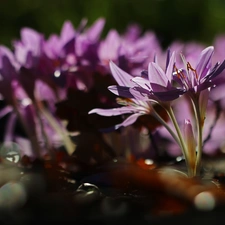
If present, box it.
[13,28,44,69]
[98,25,161,75]
[0,46,19,104]
[89,61,153,130]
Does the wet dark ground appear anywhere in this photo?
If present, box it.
[1,156,225,225]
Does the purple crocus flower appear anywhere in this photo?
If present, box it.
[13,27,44,69]
[41,18,105,92]
[89,51,186,130]
[159,41,205,69]
[131,51,185,101]
[175,46,225,93]
[89,61,153,129]
[98,25,160,76]
[0,46,20,104]
[209,36,225,109]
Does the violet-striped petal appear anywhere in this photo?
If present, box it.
[132,76,151,91]
[196,46,214,80]
[108,85,134,98]
[86,18,105,42]
[109,61,134,86]
[165,52,176,82]
[152,88,185,101]
[115,113,142,129]
[89,106,136,116]
[148,62,168,88]
[203,60,225,82]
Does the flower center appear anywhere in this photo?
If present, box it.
[116,97,151,114]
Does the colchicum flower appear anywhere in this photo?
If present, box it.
[174,46,225,175]
[89,46,225,177]
[2,17,225,179]
[89,61,153,130]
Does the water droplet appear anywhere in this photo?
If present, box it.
[144,159,154,165]
[52,70,66,87]
[77,182,100,193]
[54,70,61,77]
[21,98,32,106]
[0,142,21,164]
[74,183,102,205]
[194,191,216,211]
[113,158,118,163]
[176,156,184,162]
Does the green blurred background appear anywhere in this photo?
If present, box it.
[0,0,225,48]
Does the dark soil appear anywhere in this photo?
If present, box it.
[1,156,225,225]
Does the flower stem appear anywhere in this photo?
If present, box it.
[191,97,203,176]
[166,106,193,177]
[12,102,41,158]
[150,106,180,147]
[151,105,193,175]
[40,107,76,155]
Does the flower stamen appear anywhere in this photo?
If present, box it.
[174,65,185,79]
[187,62,198,80]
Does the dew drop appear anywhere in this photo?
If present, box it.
[21,98,32,106]
[176,156,184,162]
[74,183,102,205]
[54,70,61,77]
[194,191,216,211]
[0,142,21,164]
[144,159,154,165]
[77,182,100,193]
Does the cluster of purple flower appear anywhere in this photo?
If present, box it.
[1,18,225,175]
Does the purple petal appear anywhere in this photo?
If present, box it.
[129,87,150,101]
[165,49,171,72]
[109,61,134,86]
[0,45,18,69]
[88,106,135,116]
[132,77,151,90]
[86,18,105,42]
[123,24,141,42]
[19,28,43,57]
[43,34,61,59]
[196,46,214,80]
[4,113,17,143]
[165,52,176,82]
[0,106,13,118]
[98,30,121,62]
[153,88,185,101]
[0,46,18,81]
[148,62,168,88]
[14,28,43,68]
[150,83,168,92]
[204,60,225,82]
[60,21,76,45]
[183,119,196,159]
[115,113,142,129]
[108,85,134,98]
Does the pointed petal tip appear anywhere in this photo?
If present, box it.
[88,109,97,114]
[204,46,214,53]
